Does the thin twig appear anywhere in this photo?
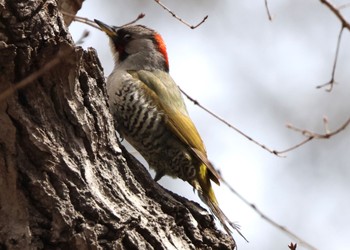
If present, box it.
[320,0,350,30]
[287,117,350,139]
[181,86,349,155]
[316,26,344,91]
[317,0,350,91]
[61,11,101,30]
[276,117,350,154]
[264,0,273,21]
[220,177,318,250]
[179,87,284,157]
[323,116,330,134]
[62,12,145,29]
[0,31,89,103]
[277,137,314,155]
[338,3,350,9]
[154,0,208,29]
[121,13,146,27]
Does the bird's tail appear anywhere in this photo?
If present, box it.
[193,163,248,244]
[199,186,248,243]
[190,149,248,243]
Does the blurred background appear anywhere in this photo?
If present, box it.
[69,1,350,249]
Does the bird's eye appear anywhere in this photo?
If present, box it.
[122,34,131,41]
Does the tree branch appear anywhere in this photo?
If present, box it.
[276,117,350,154]
[179,87,284,157]
[265,0,273,21]
[154,0,208,29]
[221,177,317,250]
[316,26,344,91]
[320,0,350,30]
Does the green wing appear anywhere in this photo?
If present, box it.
[129,70,221,185]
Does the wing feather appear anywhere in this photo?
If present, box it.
[129,70,221,185]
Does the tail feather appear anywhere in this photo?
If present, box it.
[202,188,248,243]
[193,159,247,244]
[194,173,248,244]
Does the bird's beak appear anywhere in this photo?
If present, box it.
[94,19,117,38]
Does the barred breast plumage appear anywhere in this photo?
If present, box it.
[107,69,197,182]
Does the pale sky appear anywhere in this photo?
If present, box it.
[69,1,350,249]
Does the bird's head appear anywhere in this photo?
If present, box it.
[95,19,169,72]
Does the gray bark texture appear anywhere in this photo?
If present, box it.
[0,0,235,249]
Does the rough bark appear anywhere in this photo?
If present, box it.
[0,0,235,249]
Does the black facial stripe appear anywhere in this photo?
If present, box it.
[113,29,133,62]
[118,49,129,62]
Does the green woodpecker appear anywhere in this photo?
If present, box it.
[95,19,246,243]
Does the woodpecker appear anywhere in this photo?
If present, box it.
[94,19,246,243]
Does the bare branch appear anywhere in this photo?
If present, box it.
[277,137,314,155]
[276,117,350,154]
[62,12,145,30]
[316,26,344,91]
[323,116,330,134]
[181,85,349,155]
[338,3,350,9]
[121,13,146,27]
[265,0,273,21]
[154,0,208,29]
[61,11,102,30]
[0,32,89,103]
[220,177,317,250]
[179,87,284,157]
[320,0,350,30]
[317,1,350,91]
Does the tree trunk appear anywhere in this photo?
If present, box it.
[0,0,235,249]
